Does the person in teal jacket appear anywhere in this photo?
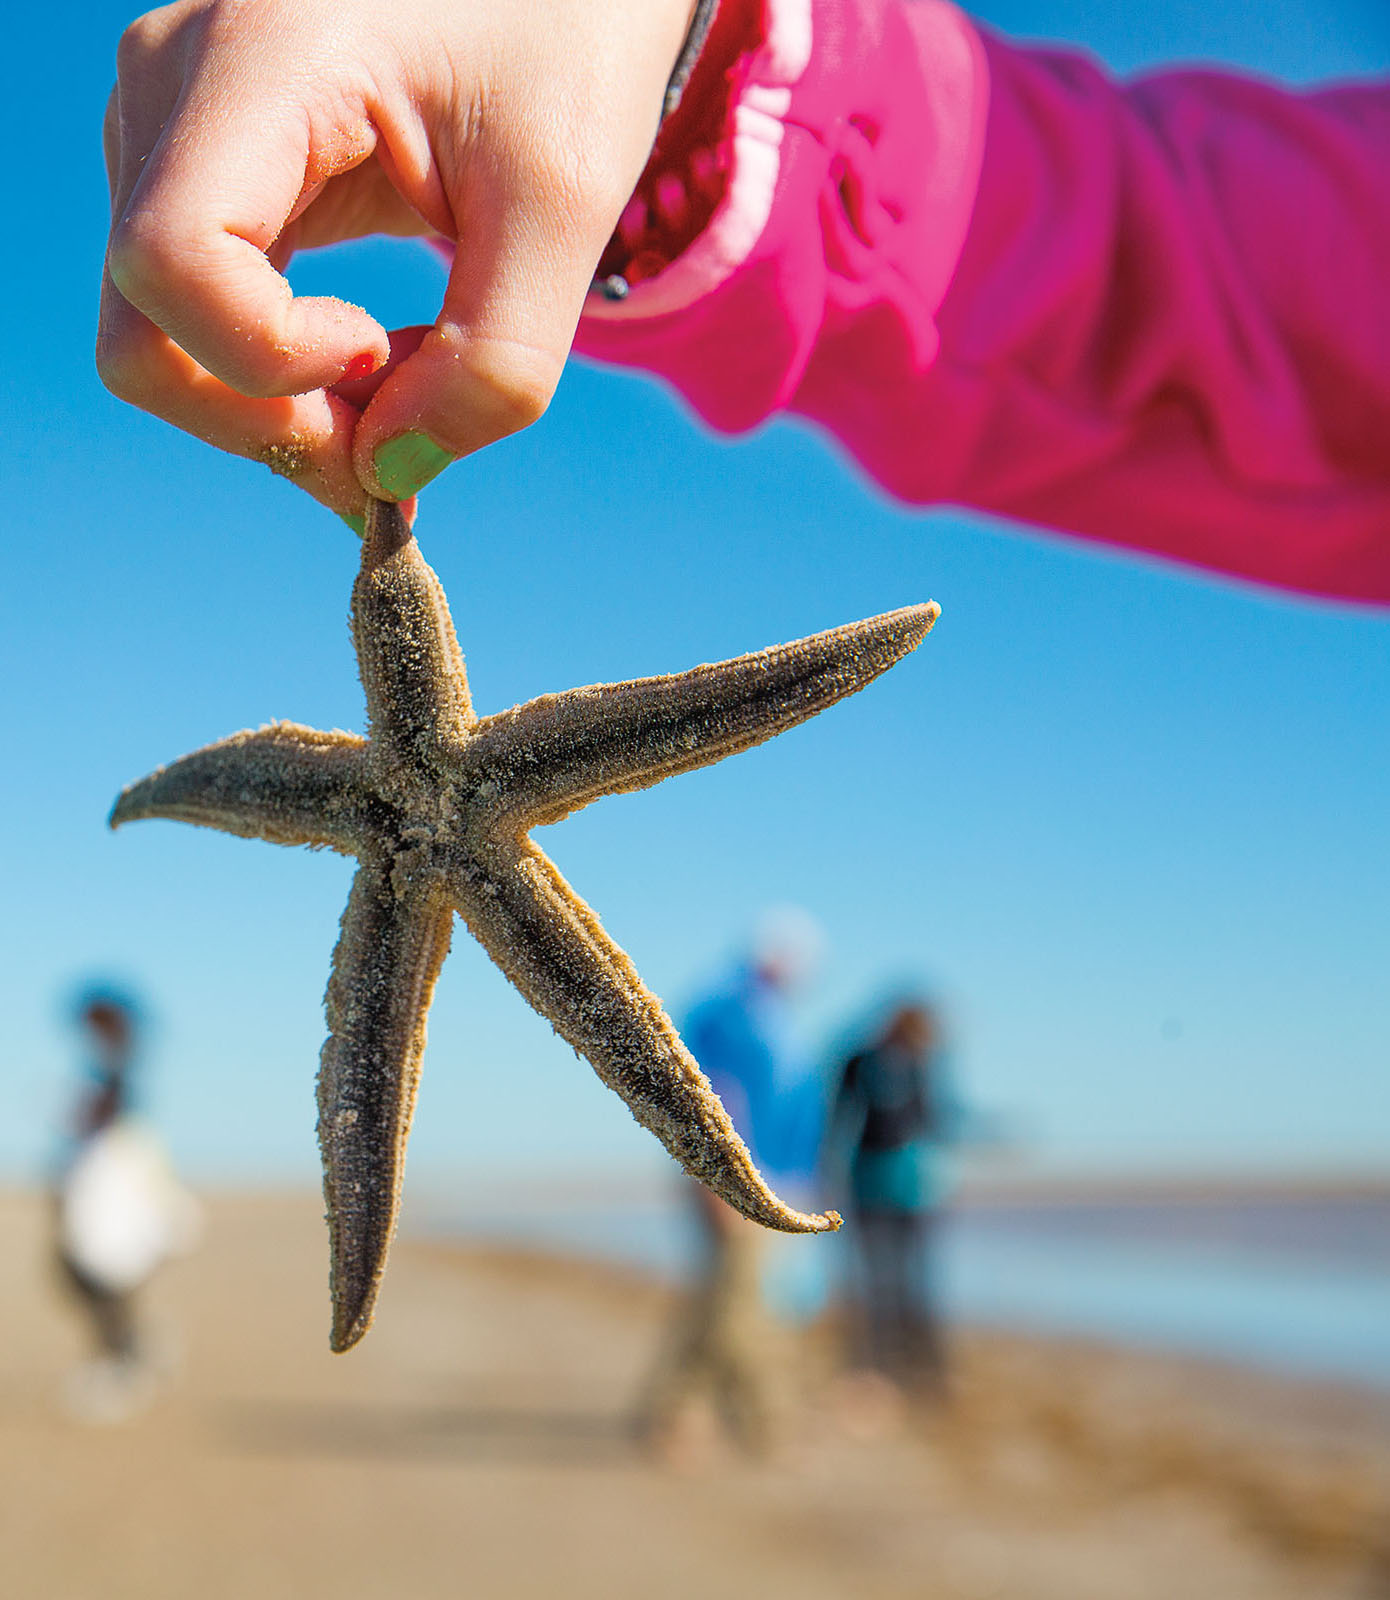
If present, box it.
[827,998,956,1396]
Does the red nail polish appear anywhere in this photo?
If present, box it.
[342,352,378,382]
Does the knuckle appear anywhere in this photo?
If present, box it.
[108,220,293,400]
[118,1,192,53]
[471,348,555,435]
[114,12,165,76]
[106,212,175,306]
[95,327,157,404]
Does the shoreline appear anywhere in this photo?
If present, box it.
[2,1188,1386,1598]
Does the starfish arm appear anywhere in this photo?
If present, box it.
[449,839,841,1236]
[354,499,475,768]
[318,852,454,1352]
[467,605,940,826]
[109,722,371,852]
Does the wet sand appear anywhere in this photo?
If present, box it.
[2,1188,1386,1600]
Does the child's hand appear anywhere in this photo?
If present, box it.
[98,0,695,523]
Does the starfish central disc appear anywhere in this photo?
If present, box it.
[111,500,939,1351]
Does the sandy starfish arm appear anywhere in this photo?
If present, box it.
[318,852,454,1352]
[353,499,475,766]
[468,605,940,826]
[449,839,841,1236]
[108,722,370,851]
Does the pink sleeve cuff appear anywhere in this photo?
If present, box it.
[574,0,990,431]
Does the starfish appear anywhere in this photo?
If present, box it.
[111,499,938,1351]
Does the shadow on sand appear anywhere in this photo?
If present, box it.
[218,1398,634,1467]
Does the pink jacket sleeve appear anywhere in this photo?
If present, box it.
[574,0,1390,603]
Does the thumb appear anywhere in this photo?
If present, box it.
[352,194,613,501]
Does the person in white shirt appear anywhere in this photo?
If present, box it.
[53,988,199,1421]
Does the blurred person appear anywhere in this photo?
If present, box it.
[634,908,824,1460]
[53,987,200,1423]
[826,997,958,1408]
[683,906,827,1192]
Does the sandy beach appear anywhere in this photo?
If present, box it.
[1,1188,1386,1600]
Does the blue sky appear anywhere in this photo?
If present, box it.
[2,0,1386,1188]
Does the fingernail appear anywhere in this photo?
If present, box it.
[373,431,455,500]
[342,352,379,382]
[338,511,366,537]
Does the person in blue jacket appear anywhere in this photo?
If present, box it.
[634,908,824,1458]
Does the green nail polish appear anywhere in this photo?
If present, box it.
[339,511,366,538]
[374,431,455,500]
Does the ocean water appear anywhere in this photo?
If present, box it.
[940,1212,1390,1388]
[413,1188,1390,1389]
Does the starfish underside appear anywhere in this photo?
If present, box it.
[112,500,938,1350]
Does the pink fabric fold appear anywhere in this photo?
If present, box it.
[574,0,1390,603]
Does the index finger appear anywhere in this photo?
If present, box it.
[107,61,389,400]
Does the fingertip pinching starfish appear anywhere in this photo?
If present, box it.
[112,499,938,1350]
